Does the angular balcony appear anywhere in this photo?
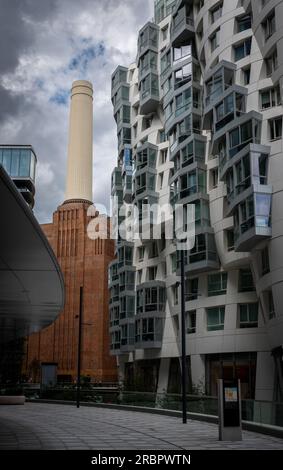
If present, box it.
[108,260,119,288]
[234,188,272,252]
[120,322,135,353]
[139,50,158,83]
[118,126,131,155]
[112,84,130,115]
[111,167,123,197]
[109,304,120,329]
[222,144,271,212]
[181,232,220,275]
[119,292,135,323]
[170,164,206,205]
[133,167,157,203]
[204,61,236,106]
[135,281,166,350]
[119,267,136,294]
[140,72,160,115]
[215,112,262,180]
[111,66,128,98]
[117,242,134,271]
[137,22,159,60]
[110,329,121,355]
[133,143,157,175]
[171,5,194,46]
[109,283,120,306]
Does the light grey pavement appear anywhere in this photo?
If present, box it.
[0,403,282,450]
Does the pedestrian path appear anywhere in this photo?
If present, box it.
[0,403,282,450]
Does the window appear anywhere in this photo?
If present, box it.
[208,273,227,296]
[269,117,282,141]
[163,75,172,96]
[137,270,142,283]
[266,48,278,76]
[239,268,255,292]
[239,303,258,328]
[260,85,281,110]
[176,88,191,116]
[174,63,192,88]
[268,290,275,319]
[210,168,218,189]
[226,230,234,251]
[161,50,171,73]
[148,266,157,281]
[243,66,251,85]
[210,29,220,52]
[229,120,256,157]
[165,101,173,121]
[160,149,167,164]
[162,25,168,40]
[207,306,225,331]
[261,246,270,275]
[173,284,179,305]
[234,38,252,61]
[185,278,198,301]
[187,311,196,334]
[159,172,164,189]
[138,246,145,262]
[210,2,223,24]
[237,14,252,32]
[173,45,192,62]
[263,11,275,41]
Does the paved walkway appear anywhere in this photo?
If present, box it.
[0,403,282,450]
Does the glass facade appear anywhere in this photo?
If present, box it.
[0,147,36,180]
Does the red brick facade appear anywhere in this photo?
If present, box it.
[23,201,117,383]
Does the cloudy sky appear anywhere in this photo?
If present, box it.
[0,0,154,223]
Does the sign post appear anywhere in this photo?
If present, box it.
[218,379,242,441]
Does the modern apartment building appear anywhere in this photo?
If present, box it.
[109,0,283,402]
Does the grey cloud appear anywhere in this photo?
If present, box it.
[0,84,24,123]
[0,0,58,74]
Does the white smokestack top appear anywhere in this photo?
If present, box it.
[64,80,93,203]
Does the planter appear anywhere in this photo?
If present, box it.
[0,396,25,405]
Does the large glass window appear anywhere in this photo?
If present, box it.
[261,246,270,275]
[187,311,196,334]
[239,303,258,328]
[174,63,192,88]
[260,85,281,110]
[266,48,278,76]
[185,278,198,301]
[210,29,220,52]
[173,44,191,62]
[208,272,227,296]
[207,306,225,331]
[263,11,275,41]
[237,14,252,32]
[269,117,282,140]
[239,268,255,292]
[210,2,223,23]
[234,38,252,61]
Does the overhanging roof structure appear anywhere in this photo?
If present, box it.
[0,166,64,343]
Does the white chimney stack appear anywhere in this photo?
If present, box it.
[65,80,93,203]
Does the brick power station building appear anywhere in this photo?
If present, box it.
[23,81,117,383]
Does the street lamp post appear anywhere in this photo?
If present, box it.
[180,248,187,424]
[76,286,83,409]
